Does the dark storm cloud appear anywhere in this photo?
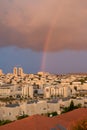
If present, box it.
[0,0,87,51]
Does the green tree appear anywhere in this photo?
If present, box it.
[62,100,82,114]
[69,100,74,110]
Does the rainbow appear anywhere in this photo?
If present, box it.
[41,23,55,71]
[40,1,66,72]
[40,13,58,71]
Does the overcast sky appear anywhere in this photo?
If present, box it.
[0,0,87,74]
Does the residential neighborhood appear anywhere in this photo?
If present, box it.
[0,68,87,121]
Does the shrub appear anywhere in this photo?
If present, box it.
[16,114,28,120]
[0,120,12,126]
[46,112,58,117]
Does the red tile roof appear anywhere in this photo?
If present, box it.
[0,108,87,130]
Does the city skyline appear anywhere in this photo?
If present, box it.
[1,47,87,74]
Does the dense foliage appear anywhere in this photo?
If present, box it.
[62,100,82,113]
[45,111,58,117]
[16,114,28,120]
[0,120,12,126]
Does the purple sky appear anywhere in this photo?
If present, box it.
[0,47,87,74]
[0,0,87,74]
